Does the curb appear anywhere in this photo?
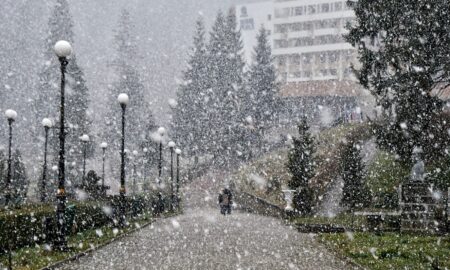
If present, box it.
[40,213,177,270]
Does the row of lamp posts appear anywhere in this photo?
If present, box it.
[51,40,182,249]
[4,40,184,254]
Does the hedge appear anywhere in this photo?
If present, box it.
[0,192,170,253]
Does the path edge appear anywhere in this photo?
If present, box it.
[40,214,177,270]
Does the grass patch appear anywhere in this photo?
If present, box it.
[0,211,158,270]
[320,232,450,270]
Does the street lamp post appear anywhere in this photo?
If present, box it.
[168,141,175,211]
[157,127,165,180]
[132,150,138,195]
[4,109,17,270]
[54,40,72,250]
[175,148,181,209]
[118,93,129,226]
[100,142,107,195]
[80,134,89,188]
[41,118,52,203]
[4,109,17,207]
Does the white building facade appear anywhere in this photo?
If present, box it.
[236,0,358,83]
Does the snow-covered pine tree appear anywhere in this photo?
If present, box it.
[206,9,246,168]
[34,0,92,189]
[340,142,371,210]
[173,17,209,160]
[10,150,28,205]
[286,117,315,214]
[346,0,450,165]
[246,26,279,152]
[107,9,156,175]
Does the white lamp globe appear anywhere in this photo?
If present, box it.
[80,134,90,142]
[5,109,17,121]
[143,148,148,153]
[168,141,176,148]
[133,150,138,156]
[100,142,108,149]
[117,93,129,105]
[54,40,72,58]
[175,148,181,155]
[158,127,166,136]
[42,118,53,128]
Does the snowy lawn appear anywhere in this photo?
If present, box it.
[0,212,155,270]
[320,232,450,270]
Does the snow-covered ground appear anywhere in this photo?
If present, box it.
[57,174,357,270]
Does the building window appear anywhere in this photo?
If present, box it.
[240,18,254,31]
[292,55,301,65]
[241,6,248,17]
[294,6,303,16]
[267,14,272,21]
[304,71,312,78]
[303,54,312,64]
[275,8,290,18]
[308,5,316,14]
[277,56,286,66]
[335,2,343,11]
[275,24,288,33]
[321,3,330,12]
[320,54,326,63]
[330,69,338,76]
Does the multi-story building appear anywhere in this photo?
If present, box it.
[272,0,357,83]
[236,0,370,127]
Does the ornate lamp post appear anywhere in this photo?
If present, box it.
[118,93,129,226]
[175,148,181,209]
[168,141,175,211]
[41,118,52,203]
[80,134,89,188]
[100,142,107,194]
[157,127,166,180]
[4,109,17,207]
[54,40,72,250]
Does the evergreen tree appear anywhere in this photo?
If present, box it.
[246,26,279,151]
[346,0,450,164]
[340,142,371,210]
[107,9,156,155]
[287,118,316,189]
[0,151,7,205]
[172,17,209,159]
[34,0,92,189]
[206,10,246,167]
[286,118,315,214]
[10,150,28,205]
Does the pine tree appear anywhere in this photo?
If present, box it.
[107,9,156,154]
[10,150,28,205]
[246,26,279,152]
[340,142,371,210]
[287,118,316,189]
[172,17,209,159]
[286,118,315,214]
[206,10,246,168]
[346,0,450,164]
[34,0,91,189]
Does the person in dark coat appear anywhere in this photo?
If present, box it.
[218,188,232,215]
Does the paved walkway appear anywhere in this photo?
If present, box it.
[57,175,356,270]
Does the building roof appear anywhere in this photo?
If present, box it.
[278,80,365,98]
